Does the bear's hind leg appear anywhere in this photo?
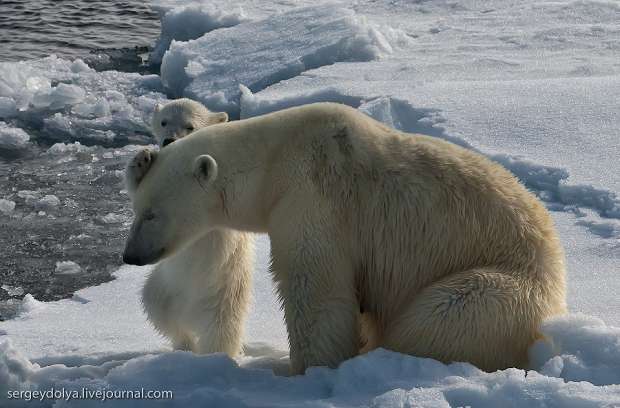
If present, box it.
[381,268,545,371]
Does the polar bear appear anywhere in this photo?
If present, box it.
[123,102,567,374]
[151,98,228,147]
[124,102,251,357]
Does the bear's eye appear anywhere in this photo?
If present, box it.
[161,120,167,127]
[186,125,194,131]
[144,210,156,221]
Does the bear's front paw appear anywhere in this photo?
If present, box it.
[126,149,157,194]
[129,149,153,180]
[133,149,152,169]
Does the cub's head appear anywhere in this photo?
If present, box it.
[122,144,221,266]
[151,98,228,147]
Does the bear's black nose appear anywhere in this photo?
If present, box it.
[162,138,175,147]
[122,252,145,266]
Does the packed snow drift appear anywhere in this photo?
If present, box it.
[160,5,411,118]
[1,0,619,406]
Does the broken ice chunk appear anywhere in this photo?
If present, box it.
[35,195,61,211]
[0,199,16,214]
[0,97,17,118]
[55,261,82,275]
[1,284,24,296]
[0,122,30,150]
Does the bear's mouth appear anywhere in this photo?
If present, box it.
[162,138,175,147]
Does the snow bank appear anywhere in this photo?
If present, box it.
[1,316,620,407]
[150,5,249,66]
[0,56,167,146]
[161,5,409,118]
[531,314,620,386]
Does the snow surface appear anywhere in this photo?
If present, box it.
[160,5,410,118]
[1,0,620,406]
[149,4,249,66]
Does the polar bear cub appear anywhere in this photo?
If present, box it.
[124,103,566,374]
[151,98,228,147]
[124,99,252,357]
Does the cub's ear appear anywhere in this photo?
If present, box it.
[212,112,228,123]
[193,155,218,186]
[126,149,157,197]
[154,103,162,113]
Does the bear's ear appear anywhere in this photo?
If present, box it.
[154,103,162,113]
[212,112,228,123]
[193,154,218,186]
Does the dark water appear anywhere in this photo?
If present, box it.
[0,1,163,319]
[0,146,135,318]
[0,0,161,63]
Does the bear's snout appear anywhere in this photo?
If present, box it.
[123,223,165,266]
[122,245,165,266]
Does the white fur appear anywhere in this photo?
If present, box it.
[125,103,567,374]
[151,98,228,147]
[141,227,253,355]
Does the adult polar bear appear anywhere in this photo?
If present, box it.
[123,102,566,374]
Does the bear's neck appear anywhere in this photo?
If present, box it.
[205,112,317,233]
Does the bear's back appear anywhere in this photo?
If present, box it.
[305,105,561,301]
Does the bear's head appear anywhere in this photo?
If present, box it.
[123,145,221,266]
[152,98,228,147]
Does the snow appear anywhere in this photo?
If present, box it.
[1,0,619,406]
[160,5,410,117]
[1,348,618,408]
[150,4,249,66]
[531,314,620,386]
